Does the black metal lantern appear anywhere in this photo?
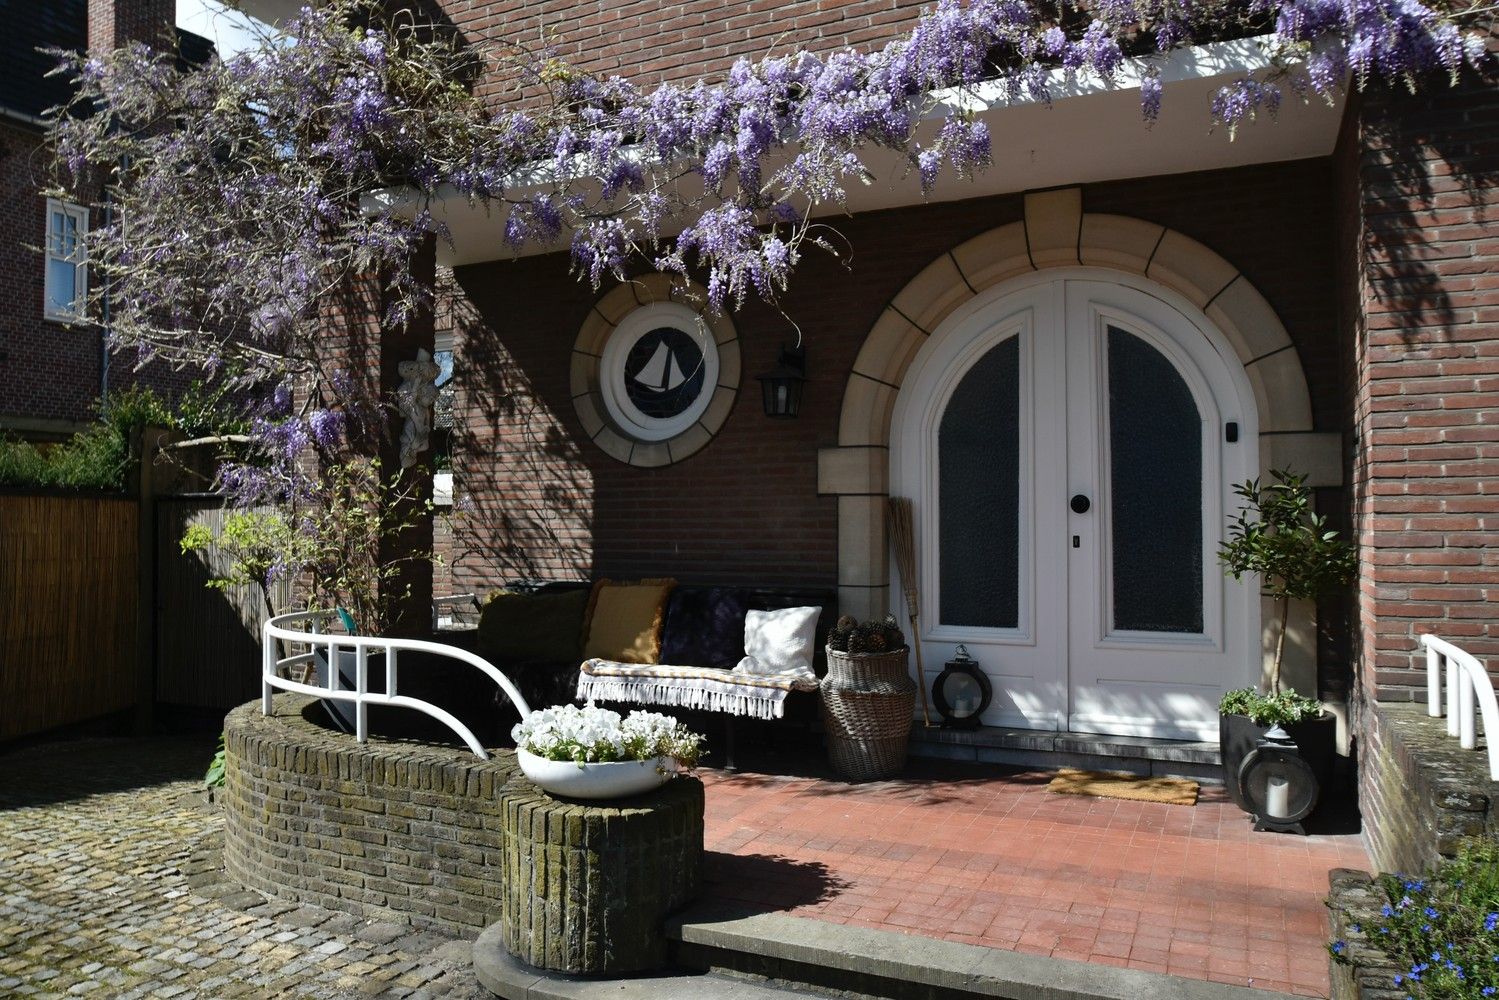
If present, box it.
[932,644,992,729]
[756,345,806,418]
[1237,724,1319,835]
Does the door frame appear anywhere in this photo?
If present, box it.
[889,266,1262,735]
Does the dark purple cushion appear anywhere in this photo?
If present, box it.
[658,587,750,669]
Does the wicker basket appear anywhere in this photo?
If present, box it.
[821,646,915,781]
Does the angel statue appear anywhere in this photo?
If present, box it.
[395,348,442,468]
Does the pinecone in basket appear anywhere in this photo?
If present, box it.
[828,626,851,653]
[881,613,905,650]
[835,614,858,633]
[854,621,887,654]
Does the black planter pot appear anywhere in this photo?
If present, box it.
[1219,710,1337,813]
[313,647,386,735]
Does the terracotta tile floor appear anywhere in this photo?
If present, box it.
[698,758,1369,998]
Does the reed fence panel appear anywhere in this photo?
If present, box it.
[0,494,138,740]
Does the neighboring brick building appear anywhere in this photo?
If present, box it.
[241,1,1496,752]
[0,0,199,440]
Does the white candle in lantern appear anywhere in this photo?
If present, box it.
[1266,775,1291,819]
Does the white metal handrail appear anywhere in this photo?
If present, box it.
[1422,633,1499,780]
[263,610,532,760]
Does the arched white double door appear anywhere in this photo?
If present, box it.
[891,270,1260,741]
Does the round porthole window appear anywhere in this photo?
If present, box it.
[600,303,719,442]
[571,278,741,467]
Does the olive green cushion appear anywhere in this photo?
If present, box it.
[477,589,590,664]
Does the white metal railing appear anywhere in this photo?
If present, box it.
[263,610,531,760]
[1422,633,1499,780]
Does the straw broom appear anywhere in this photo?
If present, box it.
[887,496,934,727]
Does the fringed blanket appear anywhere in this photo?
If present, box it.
[576,659,819,720]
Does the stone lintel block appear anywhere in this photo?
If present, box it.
[1259,431,1343,487]
[1248,350,1314,433]
[853,308,927,388]
[1146,229,1238,308]
[574,310,614,358]
[717,338,741,391]
[890,253,974,334]
[817,446,888,496]
[630,441,672,469]
[837,374,898,448]
[631,272,683,305]
[593,428,634,464]
[837,584,889,622]
[1024,188,1083,268]
[838,495,888,588]
[706,310,737,346]
[568,352,598,399]
[951,222,1032,293]
[669,423,713,462]
[1078,214,1164,274]
[1205,274,1293,363]
[700,385,737,437]
[594,284,637,326]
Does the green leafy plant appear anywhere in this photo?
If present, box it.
[204,733,226,789]
[1218,687,1323,725]
[180,457,436,635]
[0,385,248,493]
[1219,468,1356,696]
[1331,838,1499,998]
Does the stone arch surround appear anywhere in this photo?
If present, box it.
[818,188,1339,694]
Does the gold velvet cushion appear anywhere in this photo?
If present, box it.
[582,579,676,664]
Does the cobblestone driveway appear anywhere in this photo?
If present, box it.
[0,736,489,999]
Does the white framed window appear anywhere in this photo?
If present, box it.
[598,301,720,443]
[44,199,88,323]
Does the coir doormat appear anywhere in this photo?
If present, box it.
[1046,767,1200,806]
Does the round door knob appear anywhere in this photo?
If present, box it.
[1070,494,1091,514]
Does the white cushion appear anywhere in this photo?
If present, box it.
[734,606,821,681]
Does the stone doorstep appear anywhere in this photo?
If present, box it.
[906,726,1224,783]
[472,905,1303,1000]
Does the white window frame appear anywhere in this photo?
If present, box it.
[432,331,455,507]
[598,301,720,442]
[44,198,89,324]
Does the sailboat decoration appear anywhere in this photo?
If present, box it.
[632,340,690,393]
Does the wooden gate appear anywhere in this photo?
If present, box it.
[155,499,288,710]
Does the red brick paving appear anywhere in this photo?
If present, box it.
[699,760,1368,998]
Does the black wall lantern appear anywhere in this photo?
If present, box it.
[932,644,992,729]
[756,345,806,418]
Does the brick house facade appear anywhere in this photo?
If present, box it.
[0,0,192,440]
[236,0,1497,750]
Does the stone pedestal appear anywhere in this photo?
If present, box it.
[499,772,704,975]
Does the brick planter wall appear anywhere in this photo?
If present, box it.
[222,696,517,934]
[1326,869,1405,1000]
[1359,701,1499,876]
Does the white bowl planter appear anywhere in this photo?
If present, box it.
[517,748,677,800]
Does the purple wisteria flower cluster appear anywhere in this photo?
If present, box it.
[42,0,1488,502]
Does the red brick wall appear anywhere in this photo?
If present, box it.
[0,122,106,427]
[0,1,186,433]
[445,162,1342,627]
[1349,70,1499,704]
[436,0,931,108]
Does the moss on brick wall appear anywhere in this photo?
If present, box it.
[222,696,518,934]
[1360,702,1499,877]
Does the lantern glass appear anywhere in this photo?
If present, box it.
[756,348,806,418]
[940,672,983,719]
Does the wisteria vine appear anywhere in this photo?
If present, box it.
[45,0,1491,498]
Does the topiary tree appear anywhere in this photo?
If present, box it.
[1219,468,1357,695]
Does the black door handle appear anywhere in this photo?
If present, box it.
[1070,494,1091,514]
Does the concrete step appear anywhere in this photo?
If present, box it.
[473,923,815,1000]
[475,905,1296,1000]
[666,903,1294,1000]
[907,725,1223,782]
